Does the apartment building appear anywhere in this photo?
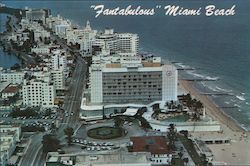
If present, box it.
[22,78,55,107]
[0,69,25,84]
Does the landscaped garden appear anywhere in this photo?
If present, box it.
[87,126,126,139]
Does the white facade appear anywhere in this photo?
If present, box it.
[0,125,21,166]
[51,50,67,70]
[151,153,172,165]
[55,20,71,37]
[90,59,177,104]
[34,30,50,42]
[93,28,139,56]
[31,46,50,54]
[22,79,55,107]
[162,65,178,101]
[117,33,139,55]
[90,66,103,103]
[1,85,19,99]
[80,21,97,54]
[0,125,21,142]
[50,69,65,90]
[0,70,25,84]
[93,29,119,53]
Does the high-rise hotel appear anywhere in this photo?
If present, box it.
[90,56,177,104]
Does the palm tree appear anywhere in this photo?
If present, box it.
[183,157,189,166]
[168,123,177,150]
[64,127,74,145]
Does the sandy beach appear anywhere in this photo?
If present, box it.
[179,80,250,165]
[180,80,245,132]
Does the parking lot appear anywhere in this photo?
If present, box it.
[72,138,120,152]
[73,118,146,148]
[0,108,60,131]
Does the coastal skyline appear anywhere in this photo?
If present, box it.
[1,0,249,130]
[0,1,250,166]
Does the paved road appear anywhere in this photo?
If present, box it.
[19,133,45,166]
[39,38,87,166]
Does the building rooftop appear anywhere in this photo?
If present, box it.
[46,151,151,166]
[2,85,19,94]
[129,136,171,154]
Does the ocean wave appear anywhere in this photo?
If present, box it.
[187,71,219,81]
[205,76,219,81]
[231,99,236,102]
[238,109,242,112]
[234,103,241,108]
[236,95,246,101]
[187,71,205,78]
[246,102,250,105]
[175,62,190,69]
[225,101,230,104]
[215,86,232,93]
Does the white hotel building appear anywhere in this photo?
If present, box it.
[90,56,177,104]
[93,28,139,56]
[22,78,55,108]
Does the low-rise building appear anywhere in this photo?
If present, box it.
[0,69,25,84]
[45,151,151,166]
[31,46,51,54]
[0,124,21,142]
[129,136,173,165]
[0,125,21,166]
[1,84,19,99]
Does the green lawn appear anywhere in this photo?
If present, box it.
[87,126,125,139]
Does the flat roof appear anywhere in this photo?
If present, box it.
[2,85,19,94]
[123,108,138,116]
[130,136,171,154]
[75,152,150,165]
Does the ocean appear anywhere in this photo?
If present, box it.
[0,14,21,68]
[1,0,250,130]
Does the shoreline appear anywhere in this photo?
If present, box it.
[179,79,247,133]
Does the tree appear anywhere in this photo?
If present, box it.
[42,134,60,153]
[114,116,124,128]
[64,127,74,145]
[183,157,189,166]
[178,152,183,158]
[167,123,177,150]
